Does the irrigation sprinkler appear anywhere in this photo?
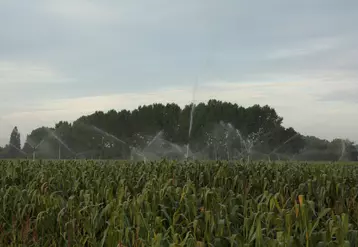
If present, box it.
[25,138,46,160]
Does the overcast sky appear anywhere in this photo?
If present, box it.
[1,0,358,146]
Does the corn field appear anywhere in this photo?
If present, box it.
[1,160,358,246]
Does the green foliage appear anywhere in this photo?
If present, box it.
[0,127,23,158]
[1,159,358,246]
[4,100,305,159]
[9,127,21,149]
[0,100,356,160]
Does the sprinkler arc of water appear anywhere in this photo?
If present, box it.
[9,114,309,161]
[186,83,198,159]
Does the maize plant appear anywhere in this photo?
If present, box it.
[1,159,358,246]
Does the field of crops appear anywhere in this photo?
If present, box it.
[1,160,358,246]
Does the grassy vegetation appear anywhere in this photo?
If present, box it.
[1,159,358,246]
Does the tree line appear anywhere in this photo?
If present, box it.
[0,99,357,161]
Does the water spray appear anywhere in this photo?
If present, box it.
[186,83,198,159]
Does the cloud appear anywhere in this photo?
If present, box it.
[319,91,358,104]
[266,37,342,60]
[0,61,74,86]
[42,1,123,24]
[0,61,75,115]
[317,81,358,103]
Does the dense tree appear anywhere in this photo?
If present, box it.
[0,127,23,158]
[6,126,23,158]
[1,99,355,161]
[10,126,21,148]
